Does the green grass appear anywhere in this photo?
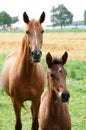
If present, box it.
[0,53,86,130]
[65,61,86,130]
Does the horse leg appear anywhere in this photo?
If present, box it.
[11,98,22,130]
[31,100,40,130]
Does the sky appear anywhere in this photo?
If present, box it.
[0,0,86,27]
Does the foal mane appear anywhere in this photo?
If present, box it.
[46,52,68,68]
[52,58,62,65]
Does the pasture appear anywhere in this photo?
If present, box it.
[0,32,86,130]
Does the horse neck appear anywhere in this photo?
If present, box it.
[18,35,34,77]
[48,79,62,118]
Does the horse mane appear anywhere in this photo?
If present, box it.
[52,58,62,65]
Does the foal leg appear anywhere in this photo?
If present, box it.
[31,100,40,130]
[11,98,22,130]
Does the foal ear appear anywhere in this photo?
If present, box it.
[39,11,45,24]
[61,52,68,65]
[23,12,29,24]
[46,52,52,68]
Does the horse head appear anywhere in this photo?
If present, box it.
[23,11,45,62]
[46,52,70,102]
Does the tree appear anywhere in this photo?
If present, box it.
[84,10,86,25]
[50,6,58,27]
[0,11,19,30]
[0,11,12,26]
[50,4,73,29]
[11,16,19,24]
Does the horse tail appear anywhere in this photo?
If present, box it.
[22,103,30,112]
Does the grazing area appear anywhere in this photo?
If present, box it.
[0,32,86,60]
[0,32,86,130]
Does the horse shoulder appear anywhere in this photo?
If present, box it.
[40,90,49,119]
[41,90,48,101]
[6,50,19,59]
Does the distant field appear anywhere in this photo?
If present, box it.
[0,32,86,60]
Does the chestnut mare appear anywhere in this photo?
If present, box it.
[1,12,45,130]
[39,52,71,130]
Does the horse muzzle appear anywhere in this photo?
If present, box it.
[61,92,70,102]
[31,49,42,62]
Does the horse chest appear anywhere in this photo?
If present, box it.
[40,94,70,130]
[11,73,44,101]
[50,104,71,130]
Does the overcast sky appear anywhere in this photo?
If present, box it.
[0,0,86,26]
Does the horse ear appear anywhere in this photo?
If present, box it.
[23,12,29,24]
[39,11,45,24]
[46,52,52,68]
[61,52,68,65]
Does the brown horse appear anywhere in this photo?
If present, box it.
[1,11,45,130]
[39,52,71,130]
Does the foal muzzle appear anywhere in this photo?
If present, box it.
[31,49,42,62]
[61,92,70,102]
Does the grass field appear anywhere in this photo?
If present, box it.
[0,32,86,130]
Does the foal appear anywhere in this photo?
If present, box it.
[1,12,45,130]
[39,52,71,130]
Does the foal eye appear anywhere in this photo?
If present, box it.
[50,73,55,79]
[26,30,30,34]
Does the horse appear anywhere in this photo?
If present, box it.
[1,11,45,130]
[39,52,71,130]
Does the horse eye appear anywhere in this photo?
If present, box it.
[26,30,30,34]
[41,30,44,33]
[50,73,55,79]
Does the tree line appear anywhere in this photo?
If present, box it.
[0,11,19,30]
[50,4,86,29]
[0,4,86,30]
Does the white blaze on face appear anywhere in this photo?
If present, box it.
[58,67,62,73]
[58,91,62,98]
[33,25,39,50]
[58,67,63,99]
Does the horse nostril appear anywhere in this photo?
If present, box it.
[31,50,42,57]
[61,92,70,102]
[38,50,42,56]
[31,51,34,56]
[31,50,42,62]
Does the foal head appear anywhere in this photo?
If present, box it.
[23,11,45,62]
[46,52,70,102]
